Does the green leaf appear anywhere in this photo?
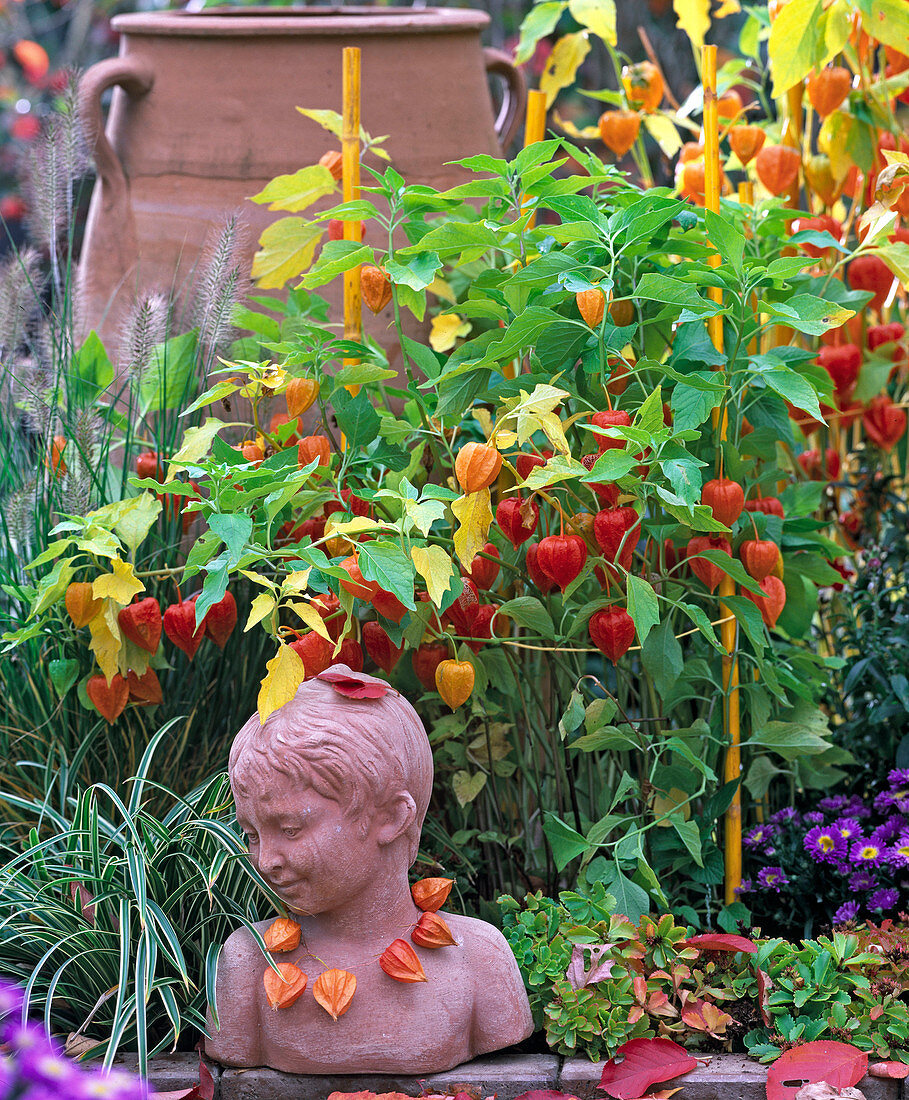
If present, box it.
[869,0,909,54]
[248,165,336,212]
[671,382,722,430]
[705,209,745,275]
[498,596,555,637]
[333,362,397,389]
[768,0,823,97]
[333,387,381,448]
[625,575,659,645]
[356,540,416,608]
[671,817,703,866]
[543,812,589,871]
[72,331,114,397]
[139,331,199,414]
[515,1,566,64]
[633,273,721,317]
[208,514,252,565]
[567,0,616,44]
[746,713,832,760]
[300,240,373,289]
[602,865,650,922]
[49,658,80,699]
[660,457,703,506]
[641,617,683,697]
[758,294,854,337]
[384,252,441,291]
[695,549,763,594]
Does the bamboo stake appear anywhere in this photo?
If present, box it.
[342,47,362,388]
[704,44,742,906]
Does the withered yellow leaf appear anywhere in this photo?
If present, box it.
[429,313,471,353]
[92,558,144,605]
[245,592,277,633]
[89,599,122,685]
[451,489,494,566]
[539,31,591,108]
[252,217,324,289]
[248,165,336,213]
[258,644,305,723]
[673,0,710,51]
[411,545,457,607]
[289,601,333,643]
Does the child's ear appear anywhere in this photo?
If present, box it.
[376,792,417,846]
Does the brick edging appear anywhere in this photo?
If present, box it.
[119,1050,905,1100]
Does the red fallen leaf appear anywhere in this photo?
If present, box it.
[515,1093,583,1100]
[151,1051,215,1099]
[598,1038,698,1099]
[766,1041,867,1100]
[316,666,393,698]
[681,933,757,954]
[757,968,772,1026]
[869,1062,909,1079]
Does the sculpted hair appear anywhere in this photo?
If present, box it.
[229,672,433,862]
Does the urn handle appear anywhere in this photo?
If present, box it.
[484,49,527,150]
[78,57,155,207]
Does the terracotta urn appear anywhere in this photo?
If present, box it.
[76,7,526,364]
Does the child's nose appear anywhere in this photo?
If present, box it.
[257,841,285,875]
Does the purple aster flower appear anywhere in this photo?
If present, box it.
[868,888,900,911]
[888,769,909,788]
[833,900,860,923]
[889,831,909,867]
[874,817,904,843]
[852,839,886,867]
[735,879,753,895]
[850,870,877,891]
[0,981,24,1024]
[19,1045,83,1093]
[819,796,849,813]
[805,811,825,825]
[804,824,848,864]
[834,817,864,842]
[744,824,778,849]
[770,807,799,825]
[757,866,789,891]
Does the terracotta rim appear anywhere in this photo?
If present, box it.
[111,6,490,37]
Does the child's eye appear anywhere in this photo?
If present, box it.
[245,833,259,846]
[282,827,300,839]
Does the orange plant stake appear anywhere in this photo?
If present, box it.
[703,44,742,905]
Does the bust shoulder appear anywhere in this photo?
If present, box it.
[204,924,266,1067]
[442,913,534,1055]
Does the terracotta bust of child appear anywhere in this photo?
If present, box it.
[205,664,533,1074]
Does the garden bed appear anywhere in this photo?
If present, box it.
[117,1052,903,1100]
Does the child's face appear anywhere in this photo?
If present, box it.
[235,770,381,915]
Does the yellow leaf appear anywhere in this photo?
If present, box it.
[403,498,447,537]
[281,569,312,595]
[289,601,334,643]
[248,165,336,213]
[567,0,616,44]
[673,0,711,50]
[323,516,386,539]
[652,787,692,824]
[552,113,601,140]
[295,107,344,139]
[258,644,305,723]
[453,770,487,806]
[714,0,740,15]
[429,313,472,353]
[113,493,162,558]
[643,114,683,158]
[245,592,277,633]
[452,489,494,566]
[252,217,324,289]
[89,599,122,685]
[92,558,144,605]
[428,275,457,303]
[537,411,571,456]
[472,409,494,440]
[540,31,591,109]
[168,418,226,475]
[240,569,278,591]
[411,545,457,607]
